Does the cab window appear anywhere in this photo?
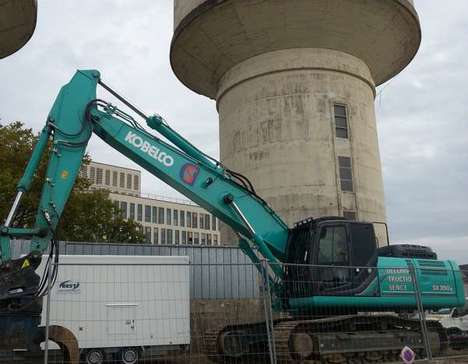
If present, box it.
[318,226,348,265]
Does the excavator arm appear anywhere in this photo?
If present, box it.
[1,72,96,256]
[0,70,289,305]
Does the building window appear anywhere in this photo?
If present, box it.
[152,207,157,223]
[80,166,87,178]
[145,205,151,222]
[212,215,217,231]
[158,207,165,224]
[187,231,193,244]
[338,156,353,192]
[105,170,110,185]
[192,213,198,228]
[120,172,125,188]
[153,228,159,244]
[90,167,96,183]
[194,232,200,245]
[120,201,128,219]
[214,235,218,245]
[173,210,178,226]
[161,228,166,244]
[334,104,348,139]
[205,214,210,230]
[129,203,135,220]
[207,234,212,246]
[134,175,139,191]
[167,208,172,225]
[126,173,132,189]
[113,200,120,216]
[343,211,356,221]
[199,214,204,229]
[181,230,187,244]
[180,210,185,227]
[145,227,152,243]
[167,229,173,244]
[201,233,206,245]
[112,171,118,186]
[186,212,192,228]
[175,230,180,244]
[96,168,103,184]
[137,204,143,221]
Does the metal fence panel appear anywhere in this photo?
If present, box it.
[43,256,192,364]
[11,240,259,299]
[419,266,468,361]
[40,258,270,364]
[8,240,468,363]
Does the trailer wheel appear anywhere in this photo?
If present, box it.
[85,348,105,364]
[120,347,139,364]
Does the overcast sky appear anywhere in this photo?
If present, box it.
[0,1,467,262]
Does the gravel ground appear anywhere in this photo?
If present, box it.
[4,353,468,364]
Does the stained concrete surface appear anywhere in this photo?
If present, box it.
[217,48,387,243]
[0,0,37,58]
[171,0,421,96]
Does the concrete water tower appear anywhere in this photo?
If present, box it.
[171,0,421,244]
[0,0,37,59]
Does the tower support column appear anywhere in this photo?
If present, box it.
[217,48,386,242]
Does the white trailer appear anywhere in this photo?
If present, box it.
[39,255,190,364]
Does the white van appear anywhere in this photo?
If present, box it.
[426,306,468,334]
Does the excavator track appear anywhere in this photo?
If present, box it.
[203,322,273,363]
[273,320,308,363]
[204,315,447,363]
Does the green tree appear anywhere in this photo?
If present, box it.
[0,121,47,226]
[0,121,145,243]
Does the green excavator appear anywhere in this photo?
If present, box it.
[0,70,464,363]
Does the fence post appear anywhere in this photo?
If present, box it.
[409,263,432,360]
[260,259,277,364]
[43,260,54,364]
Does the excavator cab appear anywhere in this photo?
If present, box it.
[285,217,379,299]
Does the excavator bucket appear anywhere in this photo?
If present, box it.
[0,253,42,301]
[0,253,43,353]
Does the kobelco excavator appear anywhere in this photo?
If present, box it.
[0,70,465,363]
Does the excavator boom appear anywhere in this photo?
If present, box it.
[0,70,289,295]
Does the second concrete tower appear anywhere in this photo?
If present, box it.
[171,0,421,244]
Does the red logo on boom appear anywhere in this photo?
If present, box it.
[180,164,200,186]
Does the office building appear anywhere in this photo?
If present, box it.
[81,161,221,246]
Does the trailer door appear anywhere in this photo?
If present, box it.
[106,303,138,335]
